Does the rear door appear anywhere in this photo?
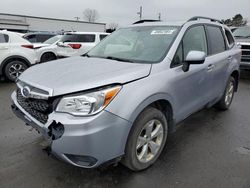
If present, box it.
[205,25,231,100]
[0,34,10,61]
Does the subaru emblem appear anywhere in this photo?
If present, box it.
[21,86,31,98]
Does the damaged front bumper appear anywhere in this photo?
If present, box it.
[11,91,131,168]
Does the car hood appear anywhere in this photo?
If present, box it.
[18,56,151,96]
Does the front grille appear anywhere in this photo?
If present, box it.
[242,50,250,56]
[16,89,53,124]
[241,45,250,62]
[241,45,250,50]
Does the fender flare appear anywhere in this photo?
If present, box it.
[127,93,176,129]
[40,51,57,61]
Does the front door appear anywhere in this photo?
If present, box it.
[170,25,213,121]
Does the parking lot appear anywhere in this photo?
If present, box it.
[0,75,250,188]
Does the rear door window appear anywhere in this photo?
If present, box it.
[206,26,226,55]
[78,34,95,42]
[0,34,9,43]
[62,34,95,43]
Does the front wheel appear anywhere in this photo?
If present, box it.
[122,107,168,171]
[215,76,235,110]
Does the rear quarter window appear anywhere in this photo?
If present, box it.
[24,35,37,43]
[100,34,108,41]
[206,26,226,55]
[225,29,235,48]
[0,34,9,43]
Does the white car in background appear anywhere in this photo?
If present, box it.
[57,32,110,57]
[0,30,38,81]
[34,35,62,63]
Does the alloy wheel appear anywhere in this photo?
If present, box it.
[136,119,164,163]
[225,80,234,106]
[8,63,26,80]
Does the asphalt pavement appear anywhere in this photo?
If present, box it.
[1,77,250,188]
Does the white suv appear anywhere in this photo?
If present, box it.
[34,35,62,63]
[0,30,38,81]
[57,32,110,57]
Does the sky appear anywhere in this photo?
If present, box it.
[1,0,250,27]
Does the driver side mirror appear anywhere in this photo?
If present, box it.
[182,51,206,72]
[57,42,68,47]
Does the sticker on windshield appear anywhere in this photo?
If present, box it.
[151,29,176,35]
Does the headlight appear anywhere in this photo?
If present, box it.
[56,85,121,116]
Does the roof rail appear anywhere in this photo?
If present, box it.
[188,16,223,24]
[133,19,161,25]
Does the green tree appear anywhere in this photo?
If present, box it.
[232,14,247,26]
[222,14,247,27]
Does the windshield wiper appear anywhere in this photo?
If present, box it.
[105,56,134,63]
[82,54,135,63]
[82,53,90,57]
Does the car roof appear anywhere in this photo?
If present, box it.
[64,32,110,35]
[24,32,56,36]
[127,18,226,29]
[0,30,23,36]
[130,21,185,27]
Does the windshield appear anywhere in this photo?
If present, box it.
[233,27,250,38]
[87,26,180,63]
[43,35,62,44]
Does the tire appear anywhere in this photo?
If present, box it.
[40,53,56,63]
[4,60,28,82]
[122,107,168,171]
[215,76,235,110]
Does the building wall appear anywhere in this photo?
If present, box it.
[26,17,105,32]
[0,13,106,33]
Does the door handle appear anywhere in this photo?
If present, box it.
[207,64,215,72]
[0,47,8,50]
[228,56,233,61]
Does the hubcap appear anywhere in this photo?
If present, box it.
[136,119,164,163]
[9,63,26,79]
[225,80,234,106]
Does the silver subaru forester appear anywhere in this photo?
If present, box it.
[11,17,241,171]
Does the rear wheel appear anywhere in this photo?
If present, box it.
[40,53,56,63]
[4,60,28,82]
[122,107,168,171]
[215,76,235,110]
